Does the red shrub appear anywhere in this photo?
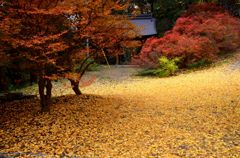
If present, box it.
[173,12,240,51]
[135,3,240,67]
[133,33,219,66]
[133,37,160,68]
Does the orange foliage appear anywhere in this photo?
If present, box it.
[0,0,139,111]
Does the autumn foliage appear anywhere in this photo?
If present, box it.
[134,3,240,67]
[0,0,139,111]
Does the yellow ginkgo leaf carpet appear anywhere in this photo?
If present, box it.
[1,61,240,157]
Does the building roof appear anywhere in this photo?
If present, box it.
[130,16,157,36]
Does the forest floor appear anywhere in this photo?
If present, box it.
[1,53,240,157]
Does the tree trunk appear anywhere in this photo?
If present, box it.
[0,67,9,92]
[46,79,52,100]
[38,76,50,112]
[70,79,81,95]
[69,60,94,95]
[116,55,119,65]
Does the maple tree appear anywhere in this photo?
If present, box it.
[1,0,75,111]
[59,0,140,96]
[0,0,139,111]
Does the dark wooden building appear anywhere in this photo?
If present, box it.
[115,1,157,64]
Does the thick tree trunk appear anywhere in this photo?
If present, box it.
[38,76,51,112]
[70,79,81,95]
[46,79,52,100]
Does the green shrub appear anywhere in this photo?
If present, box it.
[187,59,212,69]
[87,62,100,71]
[158,56,181,74]
[138,56,181,77]
[74,58,100,72]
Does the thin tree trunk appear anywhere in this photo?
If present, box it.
[70,59,94,95]
[116,55,119,65]
[38,76,50,112]
[70,79,81,95]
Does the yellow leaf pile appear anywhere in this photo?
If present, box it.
[1,57,240,157]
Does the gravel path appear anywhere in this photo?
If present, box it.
[1,62,240,157]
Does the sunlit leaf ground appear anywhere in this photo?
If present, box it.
[1,55,240,157]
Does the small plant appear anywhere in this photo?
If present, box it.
[158,56,181,75]
[187,59,212,69]
[138,56,181,77]
[84,58,100,71]
[74,58,100,72]
[87,62,100,71]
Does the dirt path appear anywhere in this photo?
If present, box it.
[1,61,240,157]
